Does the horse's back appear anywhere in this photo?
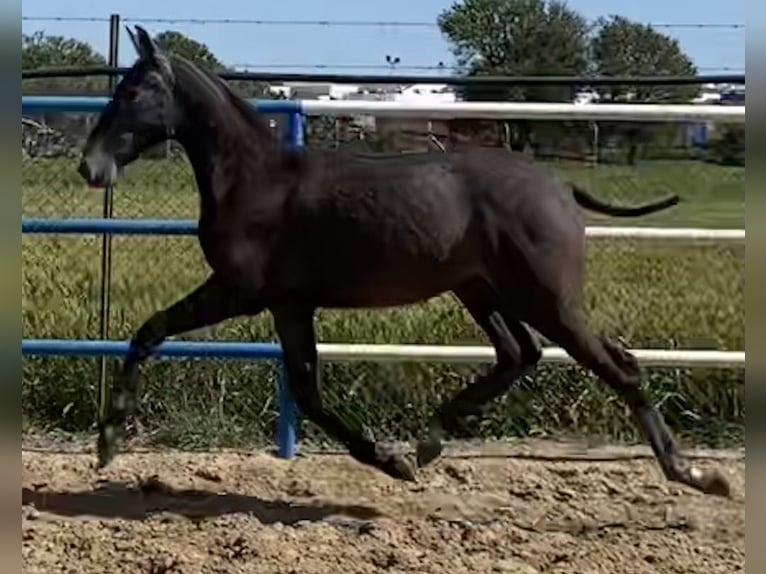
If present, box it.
[278,149,477,278]
[293,145,579,252]
[300,147,468,221]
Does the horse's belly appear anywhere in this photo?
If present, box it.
[308,281,455,309]
[268,210,481,307]
[272,251,477,308]
[321,275,456,308]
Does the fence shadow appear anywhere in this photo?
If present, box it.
[22,480,383,524]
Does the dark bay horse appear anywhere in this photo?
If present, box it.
[78,25,729,497]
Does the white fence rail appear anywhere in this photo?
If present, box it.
[302,101,745,122]
[317,344,745,369]
[585,226,745,241]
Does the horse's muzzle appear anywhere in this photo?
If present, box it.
[77,156,117,188]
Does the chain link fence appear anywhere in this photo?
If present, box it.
[22,94,745,453]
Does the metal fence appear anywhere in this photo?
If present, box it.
[21,95,746,456]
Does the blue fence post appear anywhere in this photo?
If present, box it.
[275,109,305,459]
[287,109,305,148]
[276,367,298,458]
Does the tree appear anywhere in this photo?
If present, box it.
[151,30,271,99]
[22,31,106,69]
[22,32,111,154]
[153,30,225,71]
[438,0,591,153]
[590,16,699,164]
[590,16,699,103]
[438,0,590,103]
[22,31,108,94]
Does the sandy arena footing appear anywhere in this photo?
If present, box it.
[22,441,745,574]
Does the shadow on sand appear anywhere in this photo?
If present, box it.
[22,478,383,524]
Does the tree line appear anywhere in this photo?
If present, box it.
[439,0,699,104]
[22,29,270,99]
[23,1,700,102]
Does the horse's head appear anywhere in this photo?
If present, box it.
[78,25,178,187]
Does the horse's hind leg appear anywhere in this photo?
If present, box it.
[417,279,541,467]
[527,304,731,497]
[271,304,416,482]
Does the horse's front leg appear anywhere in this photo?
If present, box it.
[98,273,259,468]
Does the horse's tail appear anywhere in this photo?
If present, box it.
[570,183,680,217]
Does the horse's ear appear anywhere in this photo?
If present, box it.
[133,25,157,59]
[125,25,141,56]
[131,25,175,86]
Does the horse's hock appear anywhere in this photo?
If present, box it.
[22,442,745,574]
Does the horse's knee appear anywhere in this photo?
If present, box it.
[125,335,154,364]
[522,343,542,369]
[284,361,323,413]
[600,336,640,381]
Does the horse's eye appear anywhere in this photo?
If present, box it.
[124,88,139,102]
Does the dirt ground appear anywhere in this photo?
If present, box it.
[22,440,744,574]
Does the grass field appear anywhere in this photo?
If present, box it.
[21,155,745,450]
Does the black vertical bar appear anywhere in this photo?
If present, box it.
[97,14,120,420]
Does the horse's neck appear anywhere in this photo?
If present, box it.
[175,97,274,213]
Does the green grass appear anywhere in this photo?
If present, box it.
[21,156,745,450]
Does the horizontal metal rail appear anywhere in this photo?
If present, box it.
[21,66,747,87]
[22,95,744,122]
[21,339,745,369]
[584,226,745,241]
[21,218,746,242]
[22,218,199,236]
[21,95,301,115]
[300,100,745,122]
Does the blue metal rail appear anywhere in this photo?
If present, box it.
[22,218,199,235]
[22,339,284,359]
[22,95,302,115]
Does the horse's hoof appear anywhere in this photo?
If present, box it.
[380,454,417,482]
[694,467,731,498]
[416,438,443,468]
[97,423,118,469]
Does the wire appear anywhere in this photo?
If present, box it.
[232,64,455,71]
[22,16,111,23]
[21,15,745,29]
[231,63,744,73]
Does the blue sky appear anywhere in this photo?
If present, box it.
[21,0,745,75]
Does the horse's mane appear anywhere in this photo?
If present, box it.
[169,56,281,145]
